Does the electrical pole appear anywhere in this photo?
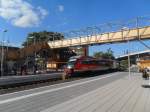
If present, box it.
[1,30,7,77]
[127,48,131,79]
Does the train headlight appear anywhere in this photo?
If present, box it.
[67,66,73,69]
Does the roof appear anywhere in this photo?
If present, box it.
[0,45,19,50]
[117,50,150,59]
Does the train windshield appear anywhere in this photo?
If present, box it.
[67,61,76,68]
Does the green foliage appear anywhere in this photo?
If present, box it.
[93,48,115,59]
[22,31,64,47]
[93,51,103,58]
[119,60,128,70]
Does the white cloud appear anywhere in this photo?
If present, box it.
[58,5,64,12]
[0,0,48,28]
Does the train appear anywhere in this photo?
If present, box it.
[64,56,118,77]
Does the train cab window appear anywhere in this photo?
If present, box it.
[67,61,76,67]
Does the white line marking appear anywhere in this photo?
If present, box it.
[0,73,120,105]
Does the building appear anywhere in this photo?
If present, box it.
[0,45,20,75]
[117,50,150,63]
[116,50,150,71]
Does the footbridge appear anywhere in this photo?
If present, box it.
[48,26,150,48]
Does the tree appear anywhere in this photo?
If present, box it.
[93,48,115,59]
[22,31,64,47]
[93,51,103,58]
[102,48,115,59]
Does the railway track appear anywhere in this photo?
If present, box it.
[0,77,82,95]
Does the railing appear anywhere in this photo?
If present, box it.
[48,26,150,48]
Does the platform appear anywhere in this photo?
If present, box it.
[42,73,150,112]
[0,72,149,112]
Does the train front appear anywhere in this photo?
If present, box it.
[64,58,77,77]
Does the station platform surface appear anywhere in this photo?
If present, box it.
[42,73,150,112]
[0,72,149,112]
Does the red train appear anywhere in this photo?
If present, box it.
[64,56,117,77]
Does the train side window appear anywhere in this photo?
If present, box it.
[81,60,97,64]
[98,60,108,65]
[81,60,89,64]
[89,60,97,64]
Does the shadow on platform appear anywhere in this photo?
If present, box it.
[141,84,150,88]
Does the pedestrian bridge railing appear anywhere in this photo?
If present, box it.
[48,26,150,48]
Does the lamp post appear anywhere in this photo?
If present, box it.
[26,37,29,70]
[121,27,131,78]
[127,47,131,79]
[1,30,7,77]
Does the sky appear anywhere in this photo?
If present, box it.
[0,0,150,57]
